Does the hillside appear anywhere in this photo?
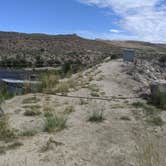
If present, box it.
[0,32,119,68]
[98,40,166,59]
[0,31,166,68]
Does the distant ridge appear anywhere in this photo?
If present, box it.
[0,31,165,68]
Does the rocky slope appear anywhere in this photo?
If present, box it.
[0,31,166,68]
[0,32,119,68]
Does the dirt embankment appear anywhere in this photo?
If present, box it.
[0,59,166,166]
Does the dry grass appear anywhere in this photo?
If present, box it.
[24,109,41,116]
[63,106,75,114]
[137,137,160,166]
[44,113,67,133]
[88,102,105,123]
[0,116,15,141]
[22,96,40,104]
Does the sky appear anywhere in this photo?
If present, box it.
[0,0,166,43]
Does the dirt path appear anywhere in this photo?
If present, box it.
[0,59,165,166]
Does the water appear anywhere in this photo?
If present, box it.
[0,68,33,80]
[0,68,36,93]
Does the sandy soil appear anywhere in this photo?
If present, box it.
[0,59,166,166]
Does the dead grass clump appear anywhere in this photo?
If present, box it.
[0,116,15,141]
[0,146,6,155]
[137,137,160,166]
[88,102,105,123]
[24,109,41,116]
[64,106,75,115]
[55,82,70,94]
[79,99,89,105]
[120,116,131,121]
[7,141,23,150]
[20,130,37,137]
[38,72,59,91]
[91,92,100,97]
[22,105,41,110]
[22,96,40,104]
[55,79,76,94]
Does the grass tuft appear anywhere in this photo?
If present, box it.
[44,114,67,133]
[88,110,104,123]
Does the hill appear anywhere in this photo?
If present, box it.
[0,32,119,68]
[97,40,166,59]
[0,31,165,69]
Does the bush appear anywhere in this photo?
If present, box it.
[44,114,67,133]
[88,110,104,122]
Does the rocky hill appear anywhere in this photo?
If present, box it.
[0,32,119,68]
[0,31,165,69]
[98,40,166,59]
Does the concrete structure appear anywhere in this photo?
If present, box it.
[150,80,166,106]
[0,78,40,93]
[123,49,135,62]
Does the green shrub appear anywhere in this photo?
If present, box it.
[88,110,104,122]
[44,114,67,133]
[146,116,164,126]
[132,102,160,115]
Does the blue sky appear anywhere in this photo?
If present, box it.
[0,0,166,43]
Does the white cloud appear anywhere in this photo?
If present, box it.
[109,29,121,33]
[77,0,166,43]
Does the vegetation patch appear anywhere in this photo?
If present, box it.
[132,102,161,116]
[7,141,23,150]
[38,72,59,92]
[64,106,75,115]
[0,116,15,141]
[79,99,89,105]
[44,113,67,133]
[0,146,6,155]
[120,116,131,121]
[20,130,37,137]
[88,110,104,123]
[22,96,40,104]
[24,109,41,116]
[0,84,15,104]
[146,116,164,126]
[22,105,41,110]
[136,136,160,166]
